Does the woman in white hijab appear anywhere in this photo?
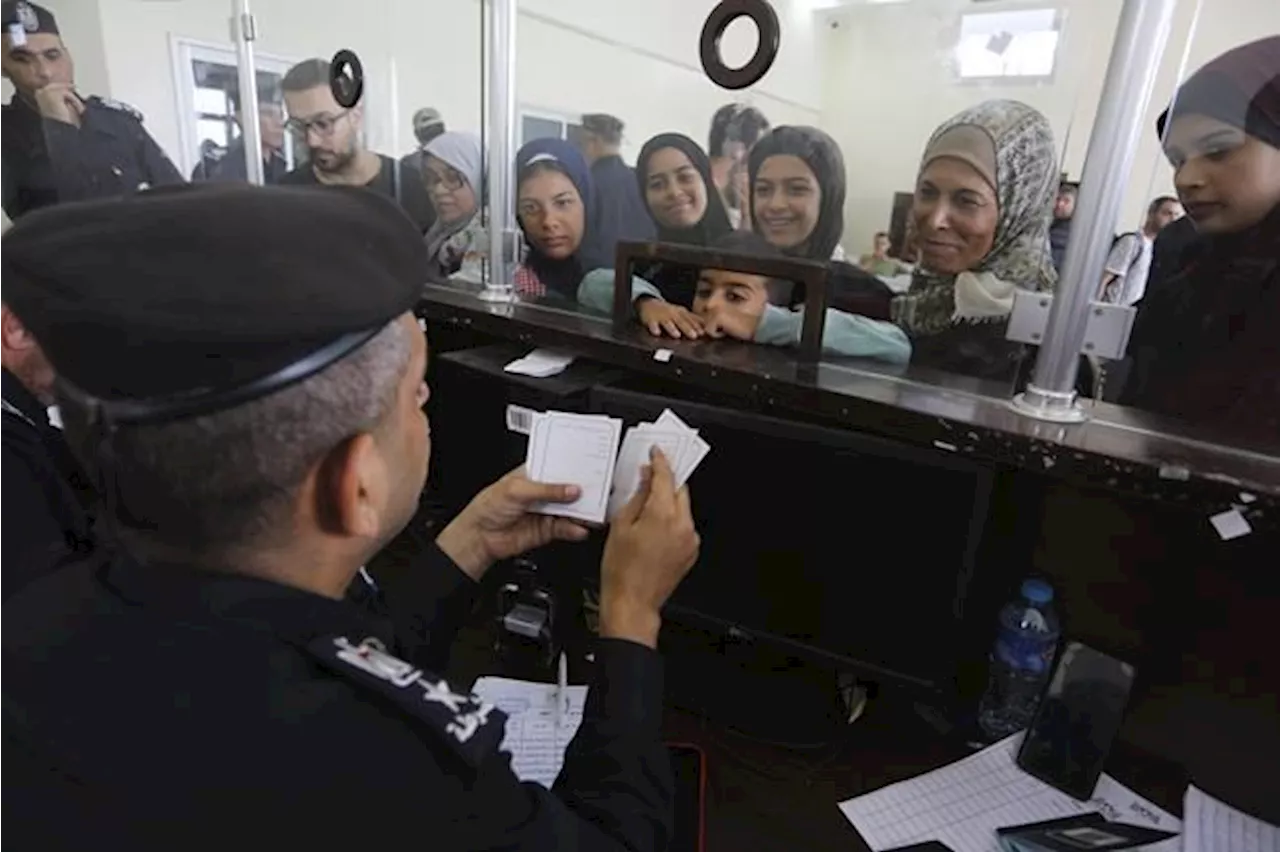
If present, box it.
[420,131,484,278]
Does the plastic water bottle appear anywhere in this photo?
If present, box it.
[977,578,1061,741]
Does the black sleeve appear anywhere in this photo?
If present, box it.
[1,443,74,599]
[365,541,478,673]
[36,119,97,204]
[392,162,436,234]
[459,638,673,852]
[552,639,673,850]
[136,125,184,188]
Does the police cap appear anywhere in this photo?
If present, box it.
[1,184,427,423]
[2,1,58,37]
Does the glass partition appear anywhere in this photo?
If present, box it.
[490,0,1134,395]
[1107,6,1280,452]
[0,0,484,229]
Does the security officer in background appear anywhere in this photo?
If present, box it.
[2,184,700,850]
[1,0,182,219]
[1,300,94,598]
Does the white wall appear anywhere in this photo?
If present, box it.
[818,0,1280,260]
[71,0,821,175]
[515,0,821,162]
[93,0,484,171]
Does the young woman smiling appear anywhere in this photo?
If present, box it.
[630,133,734,337]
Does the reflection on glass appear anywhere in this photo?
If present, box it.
[1118,35,1280,446]
[1,0,183,218]
[953,8,1062,81]
[581,113,654,247]
[709,103,770,230]
[892,100,1058,385]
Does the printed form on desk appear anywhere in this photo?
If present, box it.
[1184,785,1279,852]
[837,736,1181,852]
[472,677,587,789]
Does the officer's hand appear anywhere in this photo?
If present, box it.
[597,447,699,649]
[435,467,589,580]
[34,84,84,126]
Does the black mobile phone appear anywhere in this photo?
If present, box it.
[667,743,706,852]
[1015,642,1136,800]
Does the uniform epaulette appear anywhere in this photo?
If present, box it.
[307,635,507,768]
[95,97,143,122]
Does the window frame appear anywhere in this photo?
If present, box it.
[950,5,1067,85]
[168,35,297,176]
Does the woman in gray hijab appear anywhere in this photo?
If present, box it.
[420,131,484,279]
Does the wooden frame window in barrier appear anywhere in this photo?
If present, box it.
[612,240,833,363]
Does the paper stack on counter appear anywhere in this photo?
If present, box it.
[524,409,709,525]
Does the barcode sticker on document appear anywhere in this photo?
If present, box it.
[507,404,536,435]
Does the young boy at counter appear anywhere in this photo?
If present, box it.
[576,231,911,363]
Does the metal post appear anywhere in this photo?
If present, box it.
[231,0,265,186]
[1012,0,1178,422]
[482,0,518,301]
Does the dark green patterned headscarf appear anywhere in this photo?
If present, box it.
[893,100,1059,336]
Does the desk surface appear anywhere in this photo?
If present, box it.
[442,624,1215,852]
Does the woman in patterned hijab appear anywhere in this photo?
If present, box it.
[892,100,1058,382]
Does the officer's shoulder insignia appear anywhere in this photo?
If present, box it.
[307,636,506,768]
[96,97,144,122]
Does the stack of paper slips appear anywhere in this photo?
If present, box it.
[524,409,710,525]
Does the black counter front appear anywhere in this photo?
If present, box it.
[419,282,1280,521]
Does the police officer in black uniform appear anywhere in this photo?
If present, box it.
[2,183,700,851]
[1,1,183,219]
[1,301,94,597]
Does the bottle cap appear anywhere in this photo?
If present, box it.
[1021,579,1054,605]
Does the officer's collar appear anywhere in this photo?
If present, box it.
[2,366,50,428]
[100,553,392,650]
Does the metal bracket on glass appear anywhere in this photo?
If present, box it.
[1007,290,1137,422]
[699,0,780,90]
[328,49,364,109]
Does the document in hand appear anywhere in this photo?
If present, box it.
[524,409,710,525]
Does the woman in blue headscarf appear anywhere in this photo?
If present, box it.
[513,138,612,300]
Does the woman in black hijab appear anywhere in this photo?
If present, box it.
[633,133,734,306]
[1121,36,1280,445]
[748,126,893,319]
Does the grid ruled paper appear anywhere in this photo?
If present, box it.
[472,677,587,789]
[1184,786,1279,852]
[837,735,1181,852]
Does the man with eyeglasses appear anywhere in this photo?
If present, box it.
[1,1,183,219]
[278,58,434,234]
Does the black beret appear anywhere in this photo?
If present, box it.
[2,1,58,37]
[2,183,427,421]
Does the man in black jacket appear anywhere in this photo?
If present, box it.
[582,112,655,251]
[2,184,699,851]
[0,300,93,597]
[1,1,182,218]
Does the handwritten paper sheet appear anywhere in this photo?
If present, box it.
[837,735,1181,852]
[1184,786,1279,852]
[472,677,588,789]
